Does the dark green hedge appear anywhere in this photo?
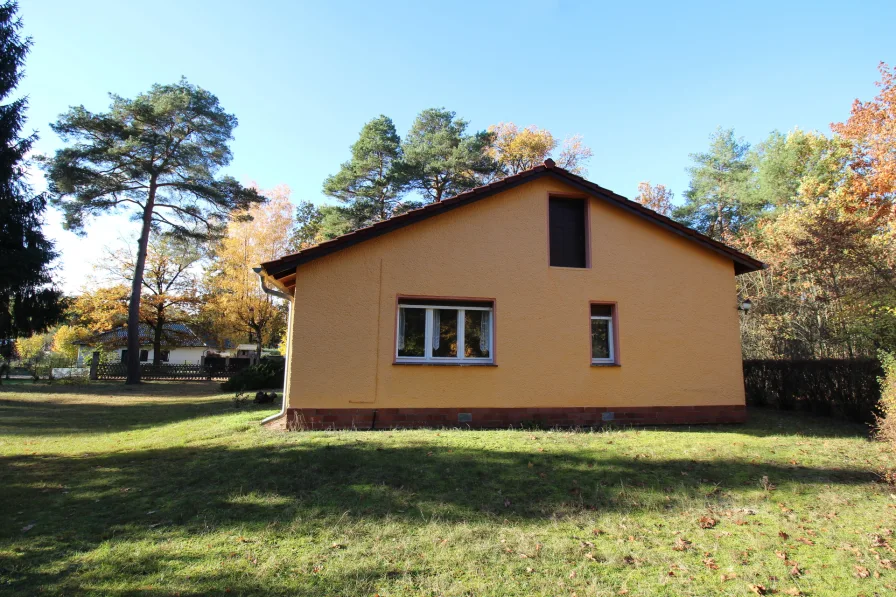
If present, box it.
[220,358,285,392]
[743,358,882,423]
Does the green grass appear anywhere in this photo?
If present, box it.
[2,381,895,596]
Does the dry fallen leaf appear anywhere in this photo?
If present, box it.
[775,550,787,560]
[855,565,870,578]
[699,516,718,529]
[872,534,891,548]
[778,531,789,540]
[703,557,719,570]
[673,537,692,551]
[720,572,737,581]
[782,588,803,596]
[748,584,767,595]
[796,537,814,546]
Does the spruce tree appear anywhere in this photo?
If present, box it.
[0,1,63,359]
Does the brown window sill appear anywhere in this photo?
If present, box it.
[393,361,497,367]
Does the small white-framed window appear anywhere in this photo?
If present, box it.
[396,299,494,364]
[591,303,615,364]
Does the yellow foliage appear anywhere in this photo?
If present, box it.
[15,333,51,362]
[52,325,89,361]
[205,185,294,350]
[487,122,592,176]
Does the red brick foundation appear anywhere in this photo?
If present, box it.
[284,405,746,430]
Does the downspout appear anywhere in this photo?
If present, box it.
[253,267,293,425]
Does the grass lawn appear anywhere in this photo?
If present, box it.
[1,382,896,596]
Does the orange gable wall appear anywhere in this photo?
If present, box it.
[285,178,745,410]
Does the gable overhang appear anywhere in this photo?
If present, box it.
[260,163,765,292]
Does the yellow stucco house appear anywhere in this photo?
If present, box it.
[258,159,764,429]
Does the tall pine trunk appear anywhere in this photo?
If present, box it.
[125,178,156,384]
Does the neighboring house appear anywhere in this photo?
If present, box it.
[234,344,281,359]
[75,323,212,365]
[258,160,764,429]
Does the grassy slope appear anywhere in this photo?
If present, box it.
[1,381,895,596]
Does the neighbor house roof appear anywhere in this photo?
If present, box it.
[260,160,765,292]
[74,323,209,348]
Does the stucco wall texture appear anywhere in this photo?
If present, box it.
[285,178,745,410]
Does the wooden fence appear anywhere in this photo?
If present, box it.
[742,358,882,423]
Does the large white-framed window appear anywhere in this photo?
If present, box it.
[396,299,494,364]
[590,303,616,365]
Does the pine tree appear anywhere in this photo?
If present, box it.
[399,108,496,203]
[673,128,760,240]
[0,1,63,358]
[42,79,263,383]
[323,115,404,227]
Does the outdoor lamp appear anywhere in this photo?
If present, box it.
[739,298,753,312]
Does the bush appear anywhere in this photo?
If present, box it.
[220,358,285,392]
[876,352,896,446]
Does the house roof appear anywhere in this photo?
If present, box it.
[260,160,764,292]
[74,323,209,348]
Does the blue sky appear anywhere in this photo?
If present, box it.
[18,0,895,292]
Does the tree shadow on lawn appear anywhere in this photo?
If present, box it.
[1,440,879,557]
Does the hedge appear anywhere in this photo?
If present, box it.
[742,358,882,424]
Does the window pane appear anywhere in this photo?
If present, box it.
[549,198,587,267]
[432,309,458,358]
[591,318,611,360]
[140,349,149,362]
[398,308,426,357]
[464,310,491,358]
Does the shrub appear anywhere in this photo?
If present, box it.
[220,358,285,392]
[876,352,896,446]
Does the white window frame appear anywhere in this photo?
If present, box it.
[590,313,614,364]
[396,303,494,364]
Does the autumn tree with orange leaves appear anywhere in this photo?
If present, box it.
[831,62,896,221]
[635,182,674,216]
